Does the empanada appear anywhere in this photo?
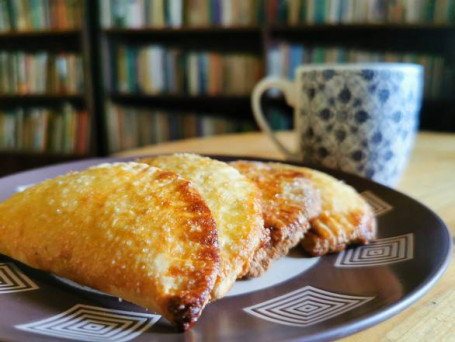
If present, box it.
[269,163,376,256]
[231,161,321,277]
[0,162,220,331]
[139,154,265,299]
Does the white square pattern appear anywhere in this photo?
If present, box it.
[335,233,414,268]
[0,263,39,294]
[361,191,393,216]
[244,286,373,327]
[16,304,161,342]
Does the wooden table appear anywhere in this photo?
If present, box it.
[118,131,455,341]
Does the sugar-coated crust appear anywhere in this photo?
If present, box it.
[231,161,322,277]
[139,154,265,299]
[301,209,376,256]
[273,164,377,256]
[0,162,219,331]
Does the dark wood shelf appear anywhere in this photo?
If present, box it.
[103,27,263,54]
[270,23,455,31]
[104,26,262,34]
[269,24,455,55]
[0,30,81,51]
[420,99,455,132]
[0,94,85,108]
[109,93,253,115]
[0,29,81,37]
[0,150,86,157]
[0,151,86,177]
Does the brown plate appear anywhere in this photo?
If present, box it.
[0,156,452,342]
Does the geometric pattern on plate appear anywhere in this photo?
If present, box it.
[0,263,39,294]
[335,233,414,268]
[15,304,161,342]
[244,286,373,327]
[360,191,393,216]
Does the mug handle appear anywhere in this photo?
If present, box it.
[251,77,300,160]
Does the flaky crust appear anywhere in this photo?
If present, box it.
[139,154,265,299]
[271,163,377,256]
[0,162,219,331]
[231,161,322,277]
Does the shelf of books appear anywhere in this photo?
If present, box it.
[0,0,83,32]
[0,103,90,155]
[103,30,263,57]
[0,51,84,95]
[99,0,455,29]
[0,49,89,155]
[110,45,263,96]
[103,33,266,152]
[0,0,91,165]
[104,43,264,151]
[267,0,455,25]
[105,102,257,153]
[99,0,265,29]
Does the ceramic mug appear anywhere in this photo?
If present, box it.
[252,63,424,187]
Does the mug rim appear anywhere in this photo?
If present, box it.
[297,63,423,72]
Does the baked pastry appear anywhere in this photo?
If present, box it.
[231,161,321,277]
[139,154,266,298]
[0,162,220,331]
[269,163,376,256]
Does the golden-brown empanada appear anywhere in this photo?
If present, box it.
[230,161,321,277]
[139,154,265,299]
[270,163,376,256]
[0,162,220,331]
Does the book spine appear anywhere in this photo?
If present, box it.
[1,0,10,31]
[188,53,199,95]
[169,0,183,27]
[117,46,127,92]
[198,53,208,94]
[166,49,176,93]
[153,0,165,28]
[155,46,165,93]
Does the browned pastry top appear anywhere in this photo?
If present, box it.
[231,161,321,277]
[0,162,220,331]
[139,154,265,299]
[270,163,377,256]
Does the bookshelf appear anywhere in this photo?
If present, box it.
[1,0,454,174]
[0,0,99,176]
[99,7,267,152]
[98,0,454,153]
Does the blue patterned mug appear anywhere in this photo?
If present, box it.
[252,63,424,187]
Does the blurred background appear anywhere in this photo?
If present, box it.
[0,0,454,176]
